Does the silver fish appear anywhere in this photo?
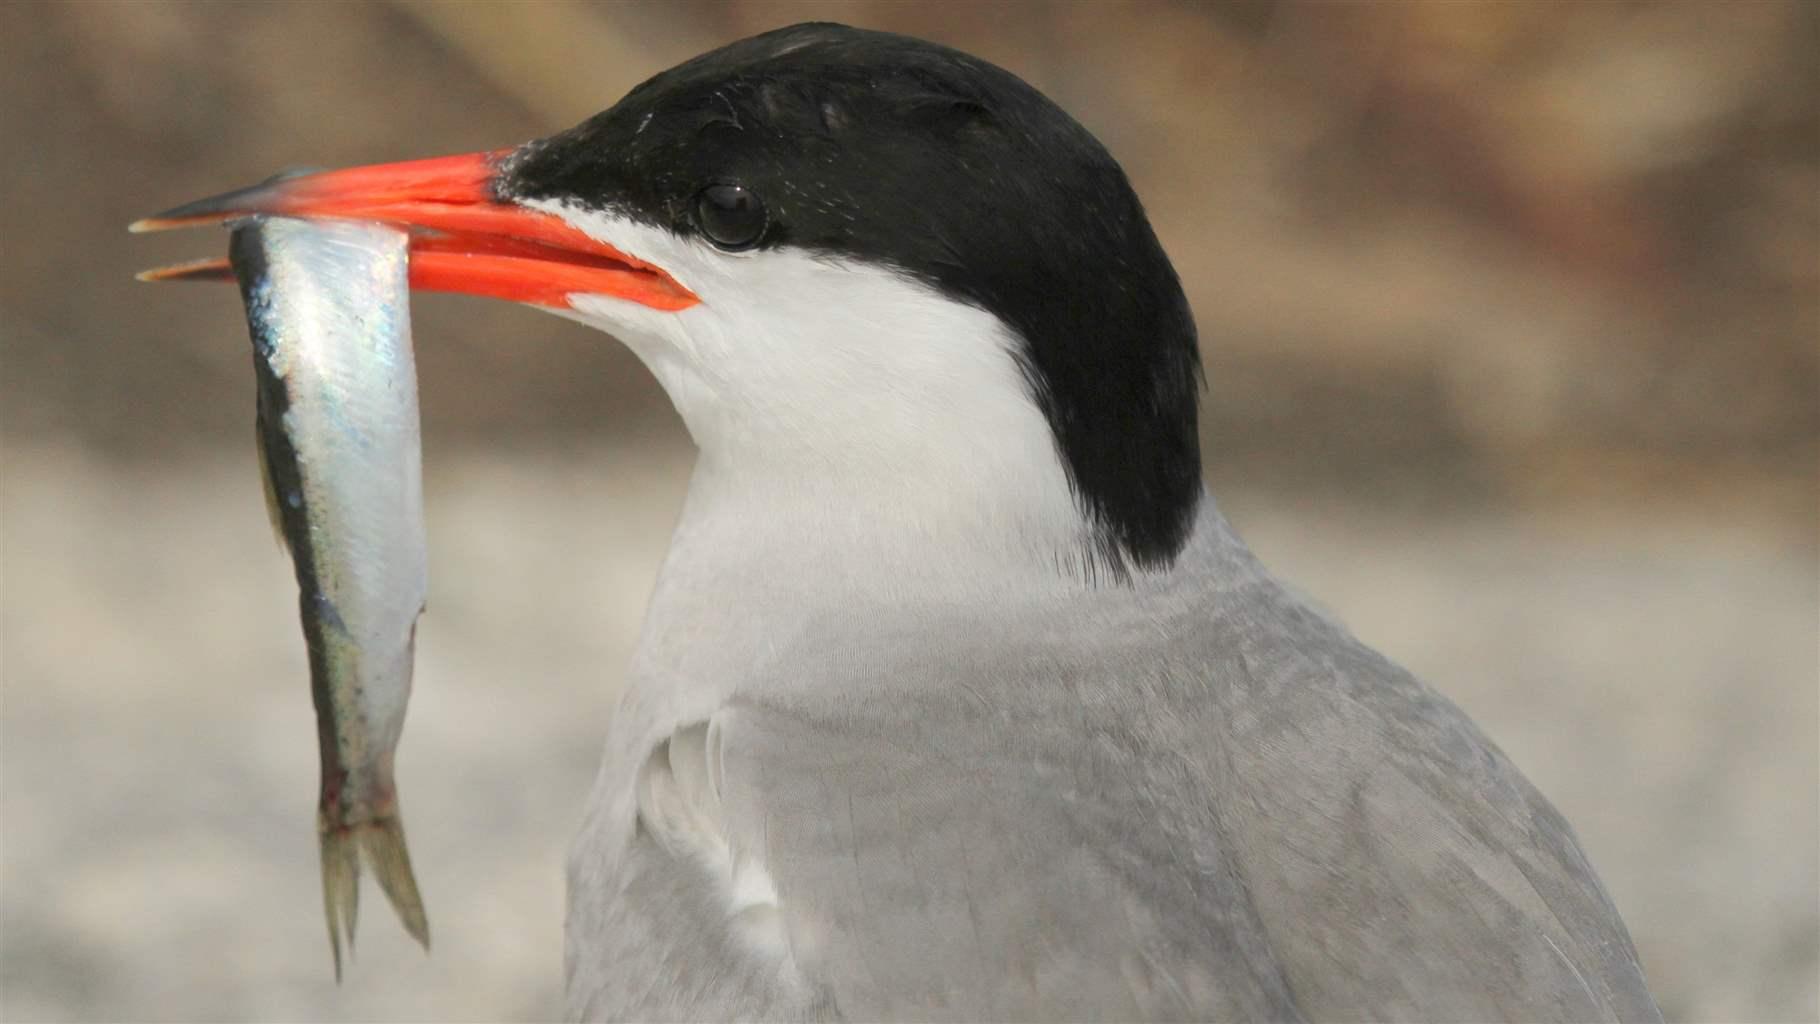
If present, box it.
[228,216,430,979]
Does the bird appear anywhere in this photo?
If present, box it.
[136,21,1663,1023]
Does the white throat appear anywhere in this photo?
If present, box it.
[541,202,1097,604]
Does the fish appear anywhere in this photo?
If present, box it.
[227,216,431,979]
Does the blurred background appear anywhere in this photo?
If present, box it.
[2,1,1814,1020]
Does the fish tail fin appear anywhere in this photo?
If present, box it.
[318,824,360,983]
[317,811,431,979]
[357,813,431,952]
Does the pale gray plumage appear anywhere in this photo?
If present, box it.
[565,501,1661,1022]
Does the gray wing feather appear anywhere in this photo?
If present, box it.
[698,568,1659,1021]
[714,691,1304,1020]
[1206,579,1660,1021]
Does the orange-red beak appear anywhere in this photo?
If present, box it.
[131,150,698,312]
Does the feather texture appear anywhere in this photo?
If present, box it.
[566,502,1661,1021]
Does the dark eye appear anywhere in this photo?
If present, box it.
[694,183,767,251]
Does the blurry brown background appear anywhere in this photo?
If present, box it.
[2,1,1815,1020]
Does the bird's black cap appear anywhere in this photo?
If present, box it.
[505,23,1203,572]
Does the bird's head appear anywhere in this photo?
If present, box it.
[137,23,1202,577]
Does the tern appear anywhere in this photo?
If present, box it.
[137,22,1662,1022]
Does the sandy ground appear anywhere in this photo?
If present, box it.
[2,443,1814,1022]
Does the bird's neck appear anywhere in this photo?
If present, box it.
[624,432,1102,697]
[679,440,1097,595]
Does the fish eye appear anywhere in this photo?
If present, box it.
[694,183,767,251]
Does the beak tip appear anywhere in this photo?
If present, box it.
[131,183,282,234]
[135,257,235,284]
[128,212,212,234]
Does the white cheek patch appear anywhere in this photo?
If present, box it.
[523,198,1093,558]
